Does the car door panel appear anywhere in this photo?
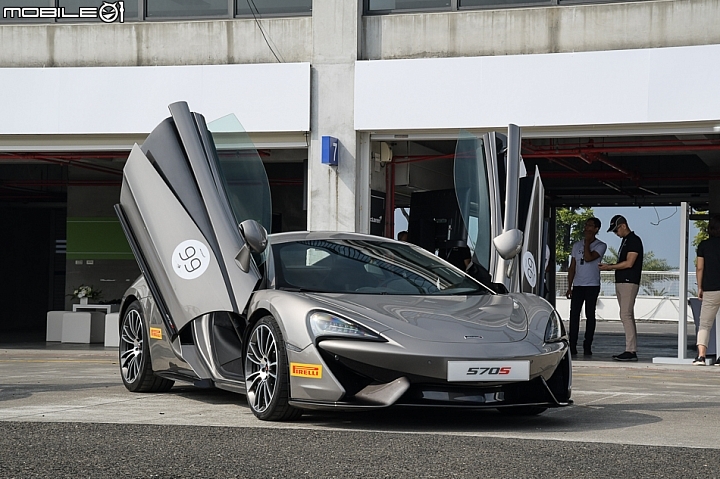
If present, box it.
[118,102,264,339]
[520,167,545,295]
[122,144,234,330]
[453,131,503,276]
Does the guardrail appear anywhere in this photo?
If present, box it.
[556,271,697,298]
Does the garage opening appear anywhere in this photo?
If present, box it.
[371,130,719,306]
[0,145,308,341]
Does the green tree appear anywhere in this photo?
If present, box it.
[602,247,673,271]
[693,219,709,248]
[555,207,595,271]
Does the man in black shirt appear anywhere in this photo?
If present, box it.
[445,244,472,272]
[693,215,720,365]
[600,215,644,361]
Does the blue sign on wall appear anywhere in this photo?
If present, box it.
[321,136,339,166]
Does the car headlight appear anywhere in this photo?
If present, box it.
[307,311,383,341]
[544,310,565,343]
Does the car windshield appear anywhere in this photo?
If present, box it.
[272,239,490,295]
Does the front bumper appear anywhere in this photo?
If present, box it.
[287,338,571,411]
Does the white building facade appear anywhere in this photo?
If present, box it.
[1,0,720,334]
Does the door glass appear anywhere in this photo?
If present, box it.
[208,114,273,235]
[367,0,450,12]
[146,0,228,18]
[453,131,492,270]
[236,0,312,16]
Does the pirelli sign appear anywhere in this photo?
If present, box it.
[290,362,322,379]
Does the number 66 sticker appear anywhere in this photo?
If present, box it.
[171,239,210,280]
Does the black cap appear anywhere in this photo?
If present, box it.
[607,215,627,232]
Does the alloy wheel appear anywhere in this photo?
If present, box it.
[245,324,278,413]
[120,309,144,384]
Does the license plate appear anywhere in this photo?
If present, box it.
[447,360,530,382]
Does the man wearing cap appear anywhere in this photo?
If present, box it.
[600,215,644,361]
[565,217,607,357]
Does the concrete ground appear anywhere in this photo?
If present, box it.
[2,321,720,477]
[570,320,700,363]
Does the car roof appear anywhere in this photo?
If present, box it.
[268,231,400,245]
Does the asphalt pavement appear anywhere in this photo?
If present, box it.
[2,321,720,478]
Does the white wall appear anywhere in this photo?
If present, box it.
[0,63,311,134]
[363,0,720,60]
[355,44,720,131]
[555,297,695,323]
[0,17,313,67]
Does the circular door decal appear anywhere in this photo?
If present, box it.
[171,240,210,280]
[522,251,537,288]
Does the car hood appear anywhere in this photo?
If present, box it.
[303,293,528,343]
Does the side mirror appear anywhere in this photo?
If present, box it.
[493,229,523,260]
[492,282,509,294]
[235,220,268,272]
[240,219,268,253]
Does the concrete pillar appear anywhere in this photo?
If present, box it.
[307,0,363,232]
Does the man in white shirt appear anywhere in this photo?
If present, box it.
[565,217,607,357]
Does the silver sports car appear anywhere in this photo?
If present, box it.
[115,102,571,421]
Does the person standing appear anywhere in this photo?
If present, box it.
[445,242,472,272]
[693,215,720,365]
[600,215,644,362]
[565,218,607,357]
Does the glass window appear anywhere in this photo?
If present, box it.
[367,0,450,13]
[1,0,53,23]
[236,0,311,16]
[58,0,138,21]
[460,0,550,7]
[146,0,228,19]
[273,239,488,295]
[0,0,137,22]
[455,132,492,271]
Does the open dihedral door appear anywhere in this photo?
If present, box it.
[453,131,504,279]
[115,102,268,340]
[519,166,545,295]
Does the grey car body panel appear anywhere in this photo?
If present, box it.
[186,314,227,381]
[121,145,234,328]
[119,102,262,336]
[119,277,190,376]
[318,338,564,382]
[298,293,526,344]
[286,343,346,402]
[520,167,545,295]
[123,272,564,395]
[120,222,568,411]
[122,285,196,379]
[117,104,568,412]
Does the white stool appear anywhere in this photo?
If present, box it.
[104,313,120,347]
[61,312,105,344]
[46,311,66,342]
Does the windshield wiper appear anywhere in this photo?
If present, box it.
[431,288,488,296]
[277,286,321,293]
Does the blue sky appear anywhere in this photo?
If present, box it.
[395,205,699,271]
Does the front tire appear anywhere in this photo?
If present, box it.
[119,300,174,393]
[244,316,301,421]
